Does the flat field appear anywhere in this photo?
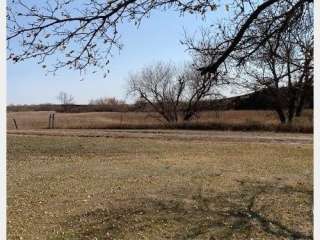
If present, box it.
[7,129,313,239]
[7,110,313,132]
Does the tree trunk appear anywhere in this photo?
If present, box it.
[296,76,313,117]
[286,59,296,123]
[183,111,194,121]
[276,107,287,124]
[295,93,305,117]
[268,87,287,124]
[296,50,313,117]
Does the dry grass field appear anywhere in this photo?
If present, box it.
[7,110,313,132]
[7,130,313,240]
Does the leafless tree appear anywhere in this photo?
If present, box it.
[238,38,313,123]
[56,91,74,105]
[127,62,181,122]
[179,63,224,121]
[183,0,313,124]
[7,0,312,76]
[197,0,313,75]
[7,0,217,74]
[234,0,313,123]
[7,0,313,123]
[127,61,222,123]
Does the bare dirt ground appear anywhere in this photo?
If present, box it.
[7,130,313,240]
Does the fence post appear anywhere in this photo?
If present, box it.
[13,118,18,129]
[52,113,55,129]
[48,114,52,129]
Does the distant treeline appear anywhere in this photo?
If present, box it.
[8,88,313,113]
[7,103,130,113]
[230,87,313,110]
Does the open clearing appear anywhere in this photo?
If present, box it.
[7,130,313,239]
[7,110,313,132]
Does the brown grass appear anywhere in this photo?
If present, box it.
[7,110,313,133]
[7,132,313,239]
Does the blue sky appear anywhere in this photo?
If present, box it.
[7,2,228,105]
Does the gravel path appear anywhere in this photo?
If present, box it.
[7,129,313,144]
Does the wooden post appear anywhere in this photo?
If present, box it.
[13,118,18,129]
[51,113,55,129]
[48,114,52,129]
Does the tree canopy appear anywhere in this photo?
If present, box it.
[7,0,313,76]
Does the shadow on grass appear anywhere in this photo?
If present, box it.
[51,181,313,240]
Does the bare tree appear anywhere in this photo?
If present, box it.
[7,0,312,75]
[179,64,224,121]
[197,0,313,75]
[127,62,181,122]
[7,0,217,74]
[56,91,75,105]
[127,61,222,123]
[183,0,313,124]
[238,39,313,124]
[234,0,313,123]
[7,0,313,123]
